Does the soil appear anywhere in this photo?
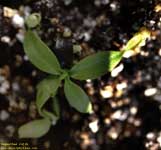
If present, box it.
[0,0,161,150]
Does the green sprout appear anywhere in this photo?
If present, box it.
[18,14,150,139]
[25,13,41,28]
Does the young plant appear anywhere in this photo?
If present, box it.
[25,13,41,29]
[18,14,150,138]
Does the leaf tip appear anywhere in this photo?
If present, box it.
[87,102,93,114]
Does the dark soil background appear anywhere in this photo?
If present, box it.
[0,0,161,150]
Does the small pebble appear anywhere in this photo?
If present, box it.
[63,0,73,5]
[0,76,5,82]
[16,30,25,42]
[73,44,82,53]
[146,132,156,140]
[44,141,50,149]
[1,36,11,44]
[63,28,72,38]
[0,110,9,121]
[134,119,141,127]
[102,0,110,5]
[154,4,161,12]
[130,106,138,115]
[0,80,10,94]
[29,102,37,118]
[154,94,161,103]
[123,50,136,58]
[100,85,113,98]
[5,125,15,137]
[3,7,17,18]
[110,2,118,11]
[107,127,119,139]
[157,135,161,147]
[111,110,128,121]
[89,119,99,133]
[24,55,29,61]
[144,88,157,97]
[94,0,101,7]
[158,48,161,56]
[83,32,91,41]
[111,64,124,77]
[52,119,57,126]
[24,6,31,17]
[116,82,127,90]
[12,14,24,28]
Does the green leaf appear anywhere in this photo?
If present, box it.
[64,78,92,113]
[52,97,60,117]
[124,34,142,51]
[59,69,69,80]
[24,30,61,75]
[41,109,58,121]
[36,76,60,117]
[124,28,150,51]
[70,51,123,80]
[107,51,123,71]
[41,97,60,125]
[18,118,51,138]
[25,13,41,28]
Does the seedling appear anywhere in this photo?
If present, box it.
[18,14,150,138]
[25,13,41,29]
